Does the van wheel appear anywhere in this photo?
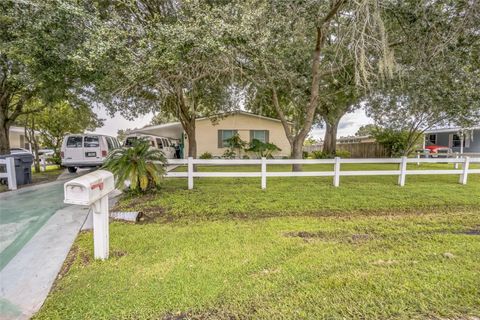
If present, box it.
[67,167,77,173]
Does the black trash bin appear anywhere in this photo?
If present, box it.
[0,152,34,185]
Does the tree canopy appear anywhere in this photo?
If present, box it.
[0,0,93,153]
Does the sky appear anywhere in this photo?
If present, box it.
[92,106,374,141]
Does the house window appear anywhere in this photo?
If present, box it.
[452,134,465,148]
[218,130,236,148]
[427,134,436,145]
[250,130,269,143]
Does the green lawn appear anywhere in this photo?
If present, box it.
[117,163,480,220]
[35,163,480,319]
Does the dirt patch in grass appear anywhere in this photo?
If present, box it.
[162,309,238,320]
[458,228,480,235]
[111,250,127,258]
[283,231,373,243]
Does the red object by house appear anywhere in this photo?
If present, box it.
[425,145,449,153]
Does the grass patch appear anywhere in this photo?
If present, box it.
[35,163,480,319]
[116,163,480,220]
[36,211,480,319]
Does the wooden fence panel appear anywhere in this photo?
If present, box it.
[337,142,387,158]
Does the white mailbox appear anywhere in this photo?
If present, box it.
[64,170,114,206]
[64,170,115,260]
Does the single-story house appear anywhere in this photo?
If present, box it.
[424,126,480,155]
[9,126,32,151]
[132,111,292,158]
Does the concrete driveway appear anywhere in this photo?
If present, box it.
[0,172,90,319]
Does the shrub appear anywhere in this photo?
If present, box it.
[199,152,213,159]
[302,151,309,159]
[242,155,250,159]
[102,140,166,193]
[224,133,247,159]
[311,151,332,159]
[245,139,281,158]
[335,150,351,158]
[222,149,236,159]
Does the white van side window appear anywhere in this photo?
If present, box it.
[106,137,114,150]
[156,138,163,149]
[67,136,82,148]
[163,138,170,147]
[84,136,99,147]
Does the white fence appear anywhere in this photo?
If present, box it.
[162,156,480,190]
[0,157,17,190]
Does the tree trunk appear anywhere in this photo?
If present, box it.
[291,138,304,171]
[185,117,197,159]
[322,118,340,155]
[187,133,197,159]
[0,123,10,155]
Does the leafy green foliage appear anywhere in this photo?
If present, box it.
[311,151,331,159]
[335,150,351,158]
[365,0,480,153]
[103,140,166,193]
[371,127,421,157]
[222,149,236,159]
[355,124,377,137]
[0,0,95,153]
[224,133,247,159]
[87,0,239,157]
[199,152,213,159]
[245,139,281,159]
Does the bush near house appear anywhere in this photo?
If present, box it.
[199,152,213,159]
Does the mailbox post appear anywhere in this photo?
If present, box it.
[64,170,115,260]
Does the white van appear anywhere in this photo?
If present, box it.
[124,134,176,159]
[61,134,120,173]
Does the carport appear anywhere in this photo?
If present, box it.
[132,122,185,158]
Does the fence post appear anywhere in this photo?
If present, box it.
[187,157,193,190]
[416,152,420,166]
[333,157,341,187]
[6,157,17,190]
[398,156,407,187]
[261,157,267,189]
[459,156,470,185]
[41,157,46,172]
[454,152,459,169]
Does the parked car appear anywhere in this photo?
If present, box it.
[38,149,55,157]
[61,134,121,173]
[124,134,176,159]
[9,148,32,154]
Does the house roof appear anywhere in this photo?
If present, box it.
[424,126,480,134]
[132,122,183,139]
[196,111,288,123]
[133,111,290,138]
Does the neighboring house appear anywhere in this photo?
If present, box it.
[132,111,291,158]
[424,126,480,154]
[9,126,32,151]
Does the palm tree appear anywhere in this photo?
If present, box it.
[103,140,166,192]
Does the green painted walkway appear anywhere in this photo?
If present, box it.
[0,182,66,271]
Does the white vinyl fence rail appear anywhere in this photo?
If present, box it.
[162,156,480,190]
[0,157,17,190]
